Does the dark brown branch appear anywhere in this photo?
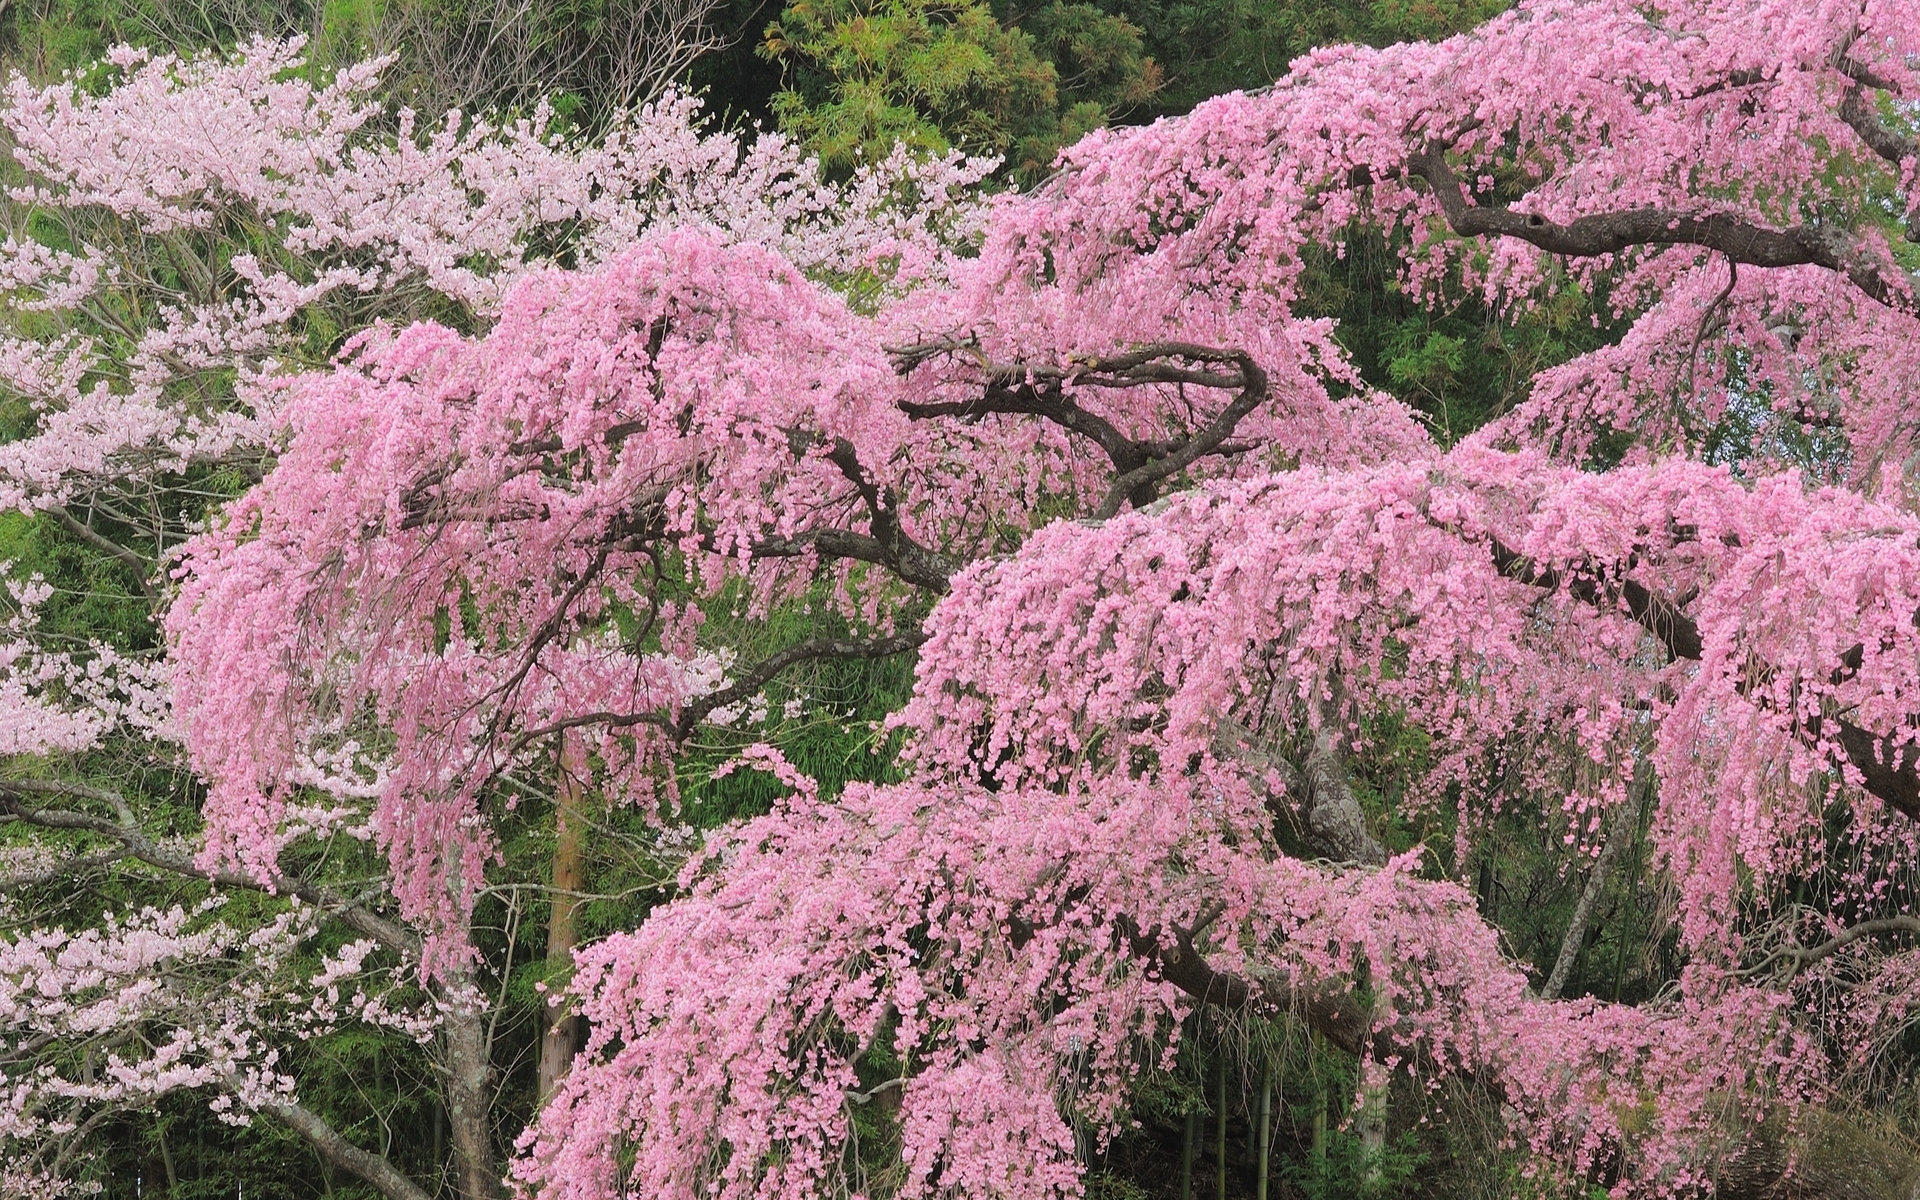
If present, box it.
[1837,85,1919,169]
[493,629,932,764]
[896,351,1146,471]
[594,482,921,589]
[1485,540,1920,822]
[674,631,929,738]
[498,710,674,766]
[1745,916,1920,979]
[1836,81,1920,245]
[744,527,890,568]
[894,341,1272,518]
[821,437,957,593]
[0,779,418,956]
[1406,143,1912,310]
[1119,916,1388,1061]
[1683,256,1738,408]
[1831,28,1905,97]
[688,522,947,593]
[478,543,614,730]
[52,508,154,599]
[1095,351,1267,519]
[1487,539,1703,659]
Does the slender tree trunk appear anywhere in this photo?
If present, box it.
[154,1114,177,1196]
[1309,1054,1327,1180]
[441,998,505,1200]
[538,737,588,1105]
[1181,1106,1195,1200]
[1544,776,1649,1000]
[432,1100,445,1192]
[1214,1059,1226,1200]
[1255,1072,1271,1200]
[1354,1058,1387,1192]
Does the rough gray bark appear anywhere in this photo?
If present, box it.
[257,1094,434,1200]
[1297,731,1388,866]
[1221,720,1387,864]
[441,999,506,1200]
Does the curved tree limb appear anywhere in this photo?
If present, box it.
[673,631,930,738]
[1405,143,1913,312]
[52,507,154,599]
[893,341,1272,517]
[1745,915,1920,979]
[1484,539,1920,823]
[252,1090,434,1200]
[0,779,418,956]
[821,437,958,593]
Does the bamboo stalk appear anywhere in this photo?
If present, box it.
[1310,1037,1327,1181]
[1182,1105,1195,1200]
[1215,1058,1227,1200]
[1256,1072,1271,1200]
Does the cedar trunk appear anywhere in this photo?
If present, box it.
[538,739,588,1105]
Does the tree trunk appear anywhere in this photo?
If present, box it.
[1300,729,1387,866]
[1309,1048,1327,1179]
[1543,775,1648,1000]
[1181,1106,1195,1200]
[1214,1058,1226,1200]
[1220,718,1388,865]
[1354,1058,1388,1192]
[538,737,588,1106]
[441,997,505,1200]
[1255,1072,1271,1200]
[1718,1106,1920,1200]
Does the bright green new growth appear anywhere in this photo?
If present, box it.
[760,0,1156,180]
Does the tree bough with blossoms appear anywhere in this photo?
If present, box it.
[16,0,1920,1196]
[0,36,986,1200]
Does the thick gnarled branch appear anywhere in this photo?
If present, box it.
[1406,144,1913,310]
[821,437,958,593]
[1486,540,1920,822]
[892,341,1270,517]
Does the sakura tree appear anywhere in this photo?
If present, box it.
[0,37,986,1200]
[164,0,1920,1196]
[21,0,1920,1196]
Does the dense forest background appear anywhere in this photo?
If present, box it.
[4,2,1895,1198]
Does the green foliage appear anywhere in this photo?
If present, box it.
[752,0,1515,178]
[760,0,1155,180]
[1075,0,1511,120]
[1291,228,1615,446]
[2,0,342,79]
